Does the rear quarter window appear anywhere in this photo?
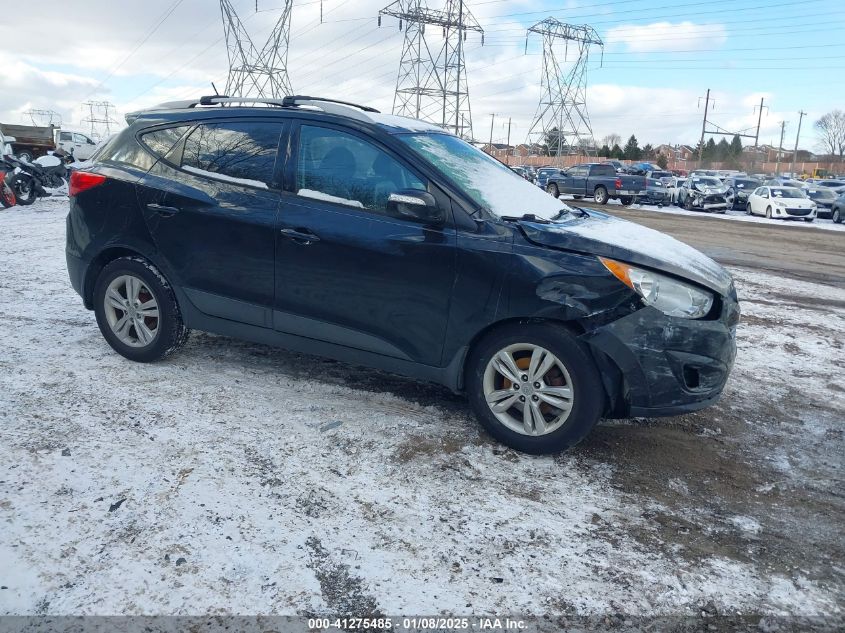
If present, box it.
[591,165,616,177]
[140,125,192,160]
[97,130,155,171]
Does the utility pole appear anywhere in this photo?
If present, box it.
[775,121,786,176]
[790,110,806,175]
[506,117,512,162]
[698,88,711,165]
[753,97,766,148]
[488,113,495,154]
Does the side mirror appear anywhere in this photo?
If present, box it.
[387,190,442,224]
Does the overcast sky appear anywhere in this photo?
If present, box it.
[1,0,842,150]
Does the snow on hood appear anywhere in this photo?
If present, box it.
[519,210,734,296]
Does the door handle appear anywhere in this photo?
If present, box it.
[279,227,320,245]
[146,203,180,216]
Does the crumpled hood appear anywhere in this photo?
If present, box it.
[518,210,734,296]
[691,182,727,194]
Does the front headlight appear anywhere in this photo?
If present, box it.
[600,258,714,319]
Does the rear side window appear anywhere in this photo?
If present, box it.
[591,164,615,176]
[98,130,155,171]
[140,125,191,160]
[181,121,283,188]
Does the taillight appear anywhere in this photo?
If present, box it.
[615,177,622,190]
[69,171,106,197]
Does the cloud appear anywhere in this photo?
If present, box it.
[605,21,727,52]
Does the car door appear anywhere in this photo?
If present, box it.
[563,166,587,195]
[273,121,457,366]
[135,119,287,327]
[752,187,768,215]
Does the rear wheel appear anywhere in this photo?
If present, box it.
[620,196,633,205]
[9,174,36,205]
[594,186,609,204]
[466,323,604,454]
[93,256,189,362]
[546,183,559,198]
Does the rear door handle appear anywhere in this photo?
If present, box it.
[146,203,180,216]
[279,227,320,245]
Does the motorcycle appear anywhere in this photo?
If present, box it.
[6,150,70,206]
[0,156,16,208]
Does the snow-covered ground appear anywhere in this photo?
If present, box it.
[575,195,845,232]
[1,198,843,619]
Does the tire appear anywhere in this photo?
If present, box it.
[572,195,582,200]
[620,196,633,206]
[765,206,772,219]
[17,151,34,163]
[93,256,190,362]
[0,182,14,208]
[594,186,609,204]
[746,202,753,215]
[546,183,559,198]
[9,174,36,205]
[804,217,814,223]
[684,195,693,211]
[465,322,605,454]
[833,207,842,224]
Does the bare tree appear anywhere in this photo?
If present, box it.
[601,133,621,149]
[814,110,845,159]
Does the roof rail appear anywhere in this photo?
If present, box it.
[127,95,382,125]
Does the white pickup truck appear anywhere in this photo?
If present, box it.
[0,124,98,162]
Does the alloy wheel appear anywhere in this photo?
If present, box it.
[483,343,575,436]
[103,275,160,347]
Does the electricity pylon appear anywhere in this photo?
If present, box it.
[80,101,119,140]
[379,0,483,139]
[220,0,293,98]
[525,18,603,160]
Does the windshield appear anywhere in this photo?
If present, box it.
[692,177,722,187]
[807,189,835,199]
[399,133,569,219]
[734,179,760,188]
[770,188,804,199]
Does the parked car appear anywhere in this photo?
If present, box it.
[545,162,645,204]
[831,193,845,223]
[723,177,761,210]
[810,179,845,191]
[639,170,674,205]
[535,166,563,189]
[56,130,99,161]
[803,187,837,218]
[689,169,718,178]
[764,177,804,188]
[746,186,817,221]
[65,95,739,454]
[667,176,687,205]
[677,176,729,212]
[510,166,528,179]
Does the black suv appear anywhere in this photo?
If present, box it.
[66,95,739,454]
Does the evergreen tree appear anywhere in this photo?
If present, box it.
[716,138,731,161]
[730,134,743,157]
[623,135,641,160]
[704,138,717,160]
[656,153,668,169]
[642,144,654,160]
[611,144,624,159]
[599,144,611,157]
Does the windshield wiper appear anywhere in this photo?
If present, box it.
[500,213,552,224]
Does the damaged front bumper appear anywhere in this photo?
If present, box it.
[581,296,740,418]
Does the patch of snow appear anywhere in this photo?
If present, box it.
[297,188,364,208]
[729,516,762,534]
[182,165,269,189]
[369,112,446,133]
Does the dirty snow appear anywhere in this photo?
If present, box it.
[1,197,843,618]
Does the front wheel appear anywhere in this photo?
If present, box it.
[833,207,842,224]
[466,323,604,454]
[0,182,15,208]
[93,256,190,362]
[17,151,34,163]
[594,186,609,204]
[546,183,559,198]
[765,206,772,219]
[804,217,814,223]
[684,196,693,211]
[746,202,753,215]
[9,174,36,205]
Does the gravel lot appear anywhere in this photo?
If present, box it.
[1,198,843,621]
